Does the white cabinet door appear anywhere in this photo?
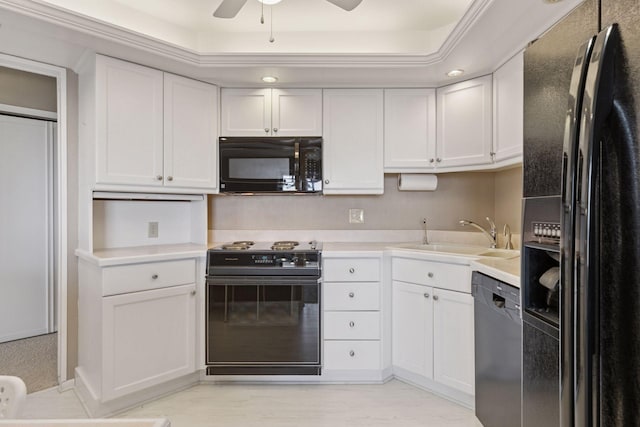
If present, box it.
[392,281,433,379]
[384,89,437,171]
[272,89,322,136]
[220,88,271,136]
[102,284,196,400]
[322,89,384,194]
[493,52,524,163]
[433,288,474,395]
[95,55,164,186]
[436,76,493,168]
[164,73,218,191]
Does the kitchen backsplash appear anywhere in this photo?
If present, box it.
[209,169,522,233]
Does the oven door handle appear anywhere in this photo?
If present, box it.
[206,276,321,286]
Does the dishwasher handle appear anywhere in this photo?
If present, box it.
[493,294,506,308]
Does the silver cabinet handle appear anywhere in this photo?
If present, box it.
[429,158,435,163]
[167,176,173,181]
[427,272,434,278]
[436,158,442,163]
[348,292,355,298]
[156,175,163,181]
[433,295,439,301]
[424,293,430,298]
[349,321,355,328]
[264,128,270,133]
[190,290,196,296]
[324,179,330,185]
[349,268,355,274]
[273,128,278,133]
[490,151,496,156]
[151,274,158,280]
[349,350,355,357]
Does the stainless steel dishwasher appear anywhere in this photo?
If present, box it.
[472,271,522,427]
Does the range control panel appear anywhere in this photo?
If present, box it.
[532,222,561,240]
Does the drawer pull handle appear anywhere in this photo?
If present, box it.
[427,272,434,278]
[433,295,439,301]
[151,274,159,280]
[156,175,163,181]
[424,293,430,299]
[349,268,355,274]
[190,290,196,296]
[349,321,355,328]
[349,350,355,357]
[348,292,355,298]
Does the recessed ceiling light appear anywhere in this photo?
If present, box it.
[446,69,465,77]
[262,76,278,83]
[258,0,283,4]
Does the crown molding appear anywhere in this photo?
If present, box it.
[0,0,494,68]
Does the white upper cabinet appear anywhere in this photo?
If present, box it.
[220,88,322,136]
[322,89,384,195]
[436,75,493,168]
[384,89,437,172]
[492,52,524,164]
[89,55,218,193]
[95,55,164,186]
[164,73,218,190]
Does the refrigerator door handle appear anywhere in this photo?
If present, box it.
[559,36,595,427]
[573,24,618,427]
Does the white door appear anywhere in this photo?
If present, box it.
[272,89,322,136]
[392,281,433,379]
[0,115,54,343]
[384,89,437,171]
[163,73,218,191]
[220,88,271,136]
[102,284,196,400]
[95,55,164,186]
[493,52,524,162]
[322,89,384,194]
[436,76,493,168]
[433,288,474,394]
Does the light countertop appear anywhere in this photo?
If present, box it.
[470,256,521,288]
[76,243,207,267]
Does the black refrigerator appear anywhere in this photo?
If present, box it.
[522,0,640,426]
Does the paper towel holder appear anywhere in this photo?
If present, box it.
[397,173,438,191]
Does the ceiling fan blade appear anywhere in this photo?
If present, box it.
[213,0,248,18]
[324,0,363,11]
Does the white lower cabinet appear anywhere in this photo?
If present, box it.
[322,255,386,378]
[77,258,198,406]
[102,284,196,400]
[391,255,474,403]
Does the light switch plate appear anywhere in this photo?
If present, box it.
[349,208,364,224]
[148,221,159,238]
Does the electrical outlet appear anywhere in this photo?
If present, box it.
[148,221,159,238]
[349,208,364,224]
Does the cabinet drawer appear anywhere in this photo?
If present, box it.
[324,340,381,370]
[391,257,471,293]
[103,259,196,296]
[324,312,380,340]
[323,258,381,282]
[324,282,380,311]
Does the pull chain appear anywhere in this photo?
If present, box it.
[260,1,264,24]
[269,6,275,43]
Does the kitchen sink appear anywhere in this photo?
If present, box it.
[396,243,519,259]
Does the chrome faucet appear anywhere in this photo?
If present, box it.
[422,218,429,245]
[459,217,497,248]
[503,224,514,250]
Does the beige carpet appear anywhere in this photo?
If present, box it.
[0,333,57,393]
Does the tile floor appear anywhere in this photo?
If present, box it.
[22,380,483,427]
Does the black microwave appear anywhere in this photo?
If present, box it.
[219,137,322,193]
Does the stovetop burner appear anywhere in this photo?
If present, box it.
[221,241,254,250]
[271,241,299,251]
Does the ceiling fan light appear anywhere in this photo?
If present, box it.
[262,76,278,83]
[258,0,283,5]
[446,69,465,77]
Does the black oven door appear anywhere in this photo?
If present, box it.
[206,275,321,375]
[219,137,322,193]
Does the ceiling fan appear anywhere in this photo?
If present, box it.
[213,0,364,19]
